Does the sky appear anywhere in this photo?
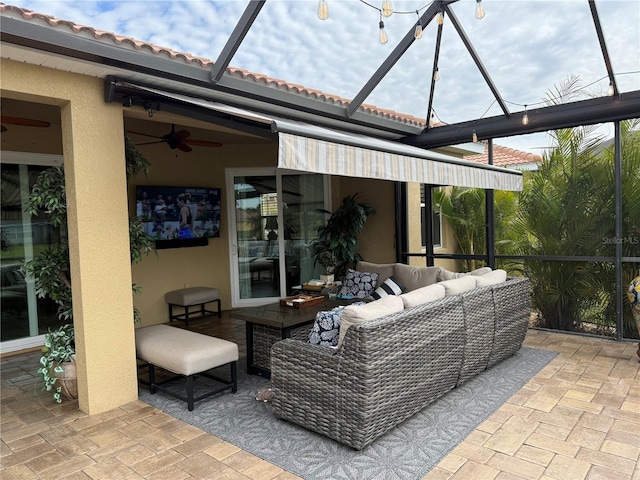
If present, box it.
[12,0,640,155]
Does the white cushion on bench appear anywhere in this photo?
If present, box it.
[165,287,219,306]
[135,325,238,376]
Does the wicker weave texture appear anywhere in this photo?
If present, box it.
[271,277,531,450]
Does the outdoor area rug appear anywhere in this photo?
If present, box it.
[139,346,557,480]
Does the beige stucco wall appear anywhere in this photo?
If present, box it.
[1,59,138,414]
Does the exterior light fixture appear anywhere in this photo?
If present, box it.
[317,0,329,20]
[379,18,388,44]
[381,0,393,18]
[607,81,615,96]
[522,105,529,126]
[475,0,485,19]
[414,11,422,39]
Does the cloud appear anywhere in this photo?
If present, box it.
[13,0,640,154]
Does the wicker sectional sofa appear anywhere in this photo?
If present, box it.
[270,262,530,450]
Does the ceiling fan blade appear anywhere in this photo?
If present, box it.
[177,143,192,153]
[172,129,191,141]
[127,130,163,140]
[0,116,51,128]
[185,139,223,148]
[135,140,166,146]
[1,125,6,132]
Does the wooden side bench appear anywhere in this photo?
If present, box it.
[135,325,238,410]
[165,287,221,326]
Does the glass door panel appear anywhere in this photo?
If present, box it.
[228,169,327,307]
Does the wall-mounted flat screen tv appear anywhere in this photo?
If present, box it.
[135,185,221,248]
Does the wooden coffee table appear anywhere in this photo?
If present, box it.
[232,298,355,377]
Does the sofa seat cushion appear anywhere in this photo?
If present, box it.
[393,263,441,292]
[400,283,446,308]
[339,269,379,299]
[356,261,395,288]
[370,276,405,300]
[476,269,507,287]
[337,295,404,347]
[439,276,478,296]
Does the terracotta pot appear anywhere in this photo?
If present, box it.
[51,356,78,400]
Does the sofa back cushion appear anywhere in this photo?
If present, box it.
[393,263,441,292]
[337,295,404,348]
[356,261,395,288]
[438,276,478,295]
[399,283,446,308]
[438,266,492,281]
[475,269,507,287]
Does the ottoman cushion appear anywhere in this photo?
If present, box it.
[165,287,219,306]
[135,325,238,376]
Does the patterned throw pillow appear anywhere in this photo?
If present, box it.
[370,275,405,300]
[307,306,347,347]
[338,269,379,299]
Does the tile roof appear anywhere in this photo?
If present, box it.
[1,3,537,166]
[465,142,543,167]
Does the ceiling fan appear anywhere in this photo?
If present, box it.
[128,124,222,153]
[1,116,51,132]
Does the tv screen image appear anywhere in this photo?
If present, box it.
[136,186,221,244]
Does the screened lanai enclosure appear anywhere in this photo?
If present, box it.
[1,0,639,343]
[207,0,640,340]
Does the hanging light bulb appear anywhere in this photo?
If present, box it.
[472,130,478,143]
[437,11,444,25]
[414,11,422,39]
[379,19,388,44]
[317,0,329,20]
[607,81,615,96]
[381,0,393,17]
[434,67,440,82]
[475,0,485,19]
[522,105,529,126]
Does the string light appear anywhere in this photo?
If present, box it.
[434,67,440,82]
[607,81,615,96]
[475,0,485,19]
[381,0,393,17]
[379,16,388,44]
[472,130,478,142]
[317,0,329,20]
[522,105,529,126]
[437,11,444,25]
[414,11,422,39]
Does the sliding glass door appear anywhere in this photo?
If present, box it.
[227,168,326,307]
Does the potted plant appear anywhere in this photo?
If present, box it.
[38,324,77,403]
[23,136,154,402]
[311,193,376,280]
[317,250,337,284]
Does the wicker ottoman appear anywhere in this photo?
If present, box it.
[165,287,221,326]
[135,325,238,410]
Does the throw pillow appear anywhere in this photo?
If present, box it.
[400,283,446,308]
[370,275,405,300]
[307,305,347,347]
[338,269,379,299]
[438,276,478,296]
[337,295,404,348]
[393,264,441,291]
[475,269,507,287]
[438,268,468,281]
[469,267,492,276]
[356,261,395,288]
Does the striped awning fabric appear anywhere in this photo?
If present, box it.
[124,83,523,191]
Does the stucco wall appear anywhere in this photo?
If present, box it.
[1,59,138,414]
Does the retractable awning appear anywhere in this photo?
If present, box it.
[116,82,523,191]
